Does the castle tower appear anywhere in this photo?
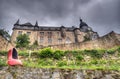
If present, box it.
[35,21,38,26]
[79,18,89,32]
[14,19,19,26]
[60,26,66,38]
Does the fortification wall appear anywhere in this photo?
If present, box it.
[0,35,13,51]
[50,31,120,50]
[0,67,120,79]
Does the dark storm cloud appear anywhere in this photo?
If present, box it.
[0,0,120,36]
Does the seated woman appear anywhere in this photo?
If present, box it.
[7,48,23,66]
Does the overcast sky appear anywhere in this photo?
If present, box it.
[0,0,120,36]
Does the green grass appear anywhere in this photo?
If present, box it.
[21,58,120,70]
[0,46,120,70]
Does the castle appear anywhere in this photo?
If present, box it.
[11,19,99,47]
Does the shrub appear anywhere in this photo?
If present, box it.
[71,50,79,56]
[76,55,84,61]
[39,48,53,58]
[84,50,103,58]
[16,34,30,48]
[0,51,7,56]
[53,50,64,60]
[31,51,39,57]
[0,59,6,67]
[64,50,73,58]
[89,60,98,65]
[117,47,120,53]
[107,49,115,54]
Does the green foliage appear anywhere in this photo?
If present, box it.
[31,51,39,57]
[1,46,120,70]
[107,49,115,54]
[0,51,7,56]
[38,59,53,66]
[30,40,39,50]
[33,40,38,46]
[0,29,10,40]
[0,59,6,67]
[76,55,84,61]
[83,35,90,42]
[16,34,30,48]
[39,48,53,58]
[18,51,29,56]
[53,50,64,60]
[57,61,67,67]
[89,60,98,65]
[117,47,120,53]
[84,50,103,58]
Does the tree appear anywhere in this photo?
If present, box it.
[0,29,10,41]
[16,34,30,48]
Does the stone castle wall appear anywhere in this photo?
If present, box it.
[50,31,120,50]
[0,35,13,51]
[0,67,120,79]
[11,29,85,46]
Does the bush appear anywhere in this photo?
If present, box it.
[53,50,64,60]
[16,34,30,48]
[89,60,98,65]
[31,51,39,57]
[84,50,103,59]
[39,48,53,58]
[0,51,7,56]
[117,47,120,53]
[76,55,84,61]
[71,50,79,56]
[107,49,115,54]
[0,59,6,67]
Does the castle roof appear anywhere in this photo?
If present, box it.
[21,22,33,26]
[13,24,76,31]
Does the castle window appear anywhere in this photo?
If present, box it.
[18,31,22,35]
[40,36,44,43]
[26,32,31,35]
[40,32,44,36]
[48,38,52,44]
[57,32,60,37]
[58,38,62,43]
[48,32,52,36]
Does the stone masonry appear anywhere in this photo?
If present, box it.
[0,66,120,79]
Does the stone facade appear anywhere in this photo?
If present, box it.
[50,31,120,50]
[11,19,99,47]
[0,35,13,51]
[0,67,120,79]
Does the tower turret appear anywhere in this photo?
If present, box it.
[14,19,19,26]
[35,21,38,26]
[79,18,89,32]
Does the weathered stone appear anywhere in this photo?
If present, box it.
[0,67,120,79]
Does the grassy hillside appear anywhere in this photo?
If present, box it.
[0,47,120,70]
